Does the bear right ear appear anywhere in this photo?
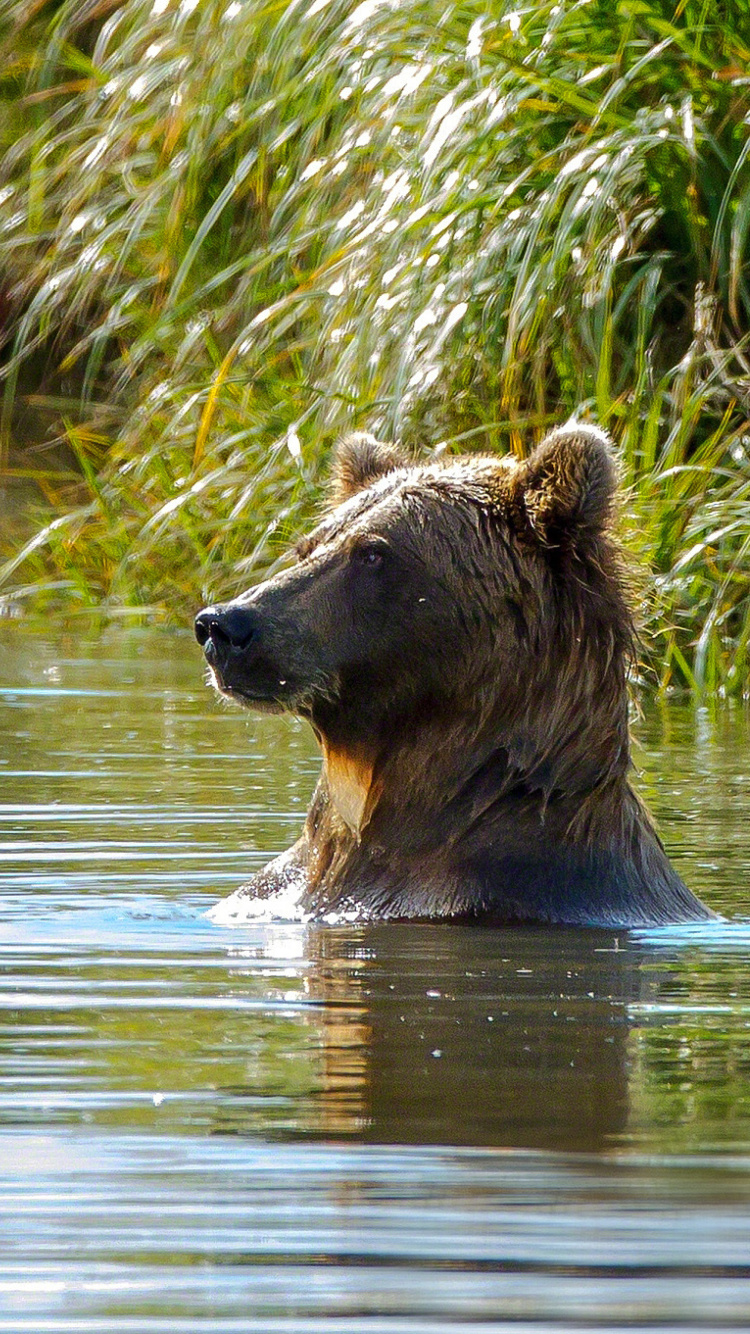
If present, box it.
[330,433,409,505]
[515,423,618,548]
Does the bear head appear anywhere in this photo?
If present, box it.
[195,425,632,831]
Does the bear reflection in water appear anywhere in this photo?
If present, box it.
[215,923,647,1153]
[196,425,713,927]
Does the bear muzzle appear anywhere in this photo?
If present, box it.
[194,601,299,710]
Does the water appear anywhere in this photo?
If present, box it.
[1,623,750,1331]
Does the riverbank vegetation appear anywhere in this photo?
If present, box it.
[1,0,749,691]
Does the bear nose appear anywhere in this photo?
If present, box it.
[194,604,258,651]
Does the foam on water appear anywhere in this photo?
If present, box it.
[632,917,750,952]
[206,847,373,927]
[207,848,310,925]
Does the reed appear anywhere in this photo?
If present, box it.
[1,0,749,691]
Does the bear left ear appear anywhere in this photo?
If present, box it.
[516,424,618,547]
[330,433,409,505]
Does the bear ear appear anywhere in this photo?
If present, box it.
[516,424,618,548]
[330,432,409,505]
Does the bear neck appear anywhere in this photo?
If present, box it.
[315,676,633,846]
[305,689,710,925]
[370,703,634,846]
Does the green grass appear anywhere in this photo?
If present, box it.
[1,0,749,692]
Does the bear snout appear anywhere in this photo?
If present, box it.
[195,604,258,660]
[195,601,298,711]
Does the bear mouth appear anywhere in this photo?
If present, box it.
[206,665,286,714]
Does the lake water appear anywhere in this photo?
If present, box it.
[1,622,750,1331]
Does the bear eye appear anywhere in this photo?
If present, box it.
[352,541,387,571]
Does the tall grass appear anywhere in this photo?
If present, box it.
[1,0,749,691]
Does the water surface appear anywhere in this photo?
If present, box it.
[1,623,750,1330]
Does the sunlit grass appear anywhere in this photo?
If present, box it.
[1,0,749,691]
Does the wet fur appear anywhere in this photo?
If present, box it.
[200,426,713,927]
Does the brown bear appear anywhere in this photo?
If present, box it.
[195,425,714,927]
